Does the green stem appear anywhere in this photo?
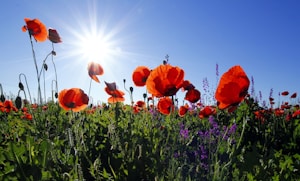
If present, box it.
[29,34,42,104]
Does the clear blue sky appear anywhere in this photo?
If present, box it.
[0,0,299,105]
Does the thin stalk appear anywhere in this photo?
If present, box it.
[28,33,42,104]
[19,73,32,103]
[51,43,58,93]
[43,67,46,102]
[51,80,58,102]
[88,78,92,98]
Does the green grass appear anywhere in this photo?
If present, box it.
[0,97,300,181]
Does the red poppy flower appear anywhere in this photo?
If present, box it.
[135,100,146,108]
[146,64,184,97]
[22,18,48,42]
[281,91,289,96]
[274,108,285,116]
[292,109,300,118]
[178,104,189,117]
[58,88,89,112]
[132,100,146,113]
[185,89,201,103]
[21,112,33,120]
[199,106,216,119]
[290,92,297,98]
[88,62,104,83]
[215,65,250,111]
[157,97,174,115]
[181,80,195,91]
[0,100,18,113]
[132,66,151,87]
[254,110,266,123]
[48,28,62,43]
[104,82,125,103]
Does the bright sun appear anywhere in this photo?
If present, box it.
[79,33,112,62]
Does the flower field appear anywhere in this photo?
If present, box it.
[0,18,300,181]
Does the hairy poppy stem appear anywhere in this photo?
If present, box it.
[29,34,42,104]
[88,78,92,98]
[51,43,58,95]
[51,80,58,102]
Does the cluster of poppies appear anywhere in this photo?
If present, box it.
[58,61,128,112]
[57,59,251,115]
[255,91,300,122]
[132,62,250,116]
[0,99,33,121]
[21,17,251,115]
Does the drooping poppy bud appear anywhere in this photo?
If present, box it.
[15,96,22,109]
[43,63,48,71]
[19,82,24,91]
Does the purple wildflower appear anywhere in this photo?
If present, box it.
[180,129,189,139]
[199,145,208,160]
[259,91,262,102]
[269,88,273,98]
[203,77,209,93]
[174,151,180,158]
[251,76,255,97]
[228,123,237,135]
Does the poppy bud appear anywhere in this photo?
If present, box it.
[123,79,126,83]
[0,94,5,102]
[51,51,56,56]
[130,87,133,93]
[143,93,147,99]
[55,92,58,99]
[44,63,48,71]
[15,96,22,109]
[19,82,24,91]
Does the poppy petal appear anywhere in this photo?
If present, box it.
[157,97,174,115]
[215,65,249,110]
[132,66,151,87]
[48,28,62,43]
[146,64,184,97]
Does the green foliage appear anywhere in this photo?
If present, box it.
[0,100,300,180]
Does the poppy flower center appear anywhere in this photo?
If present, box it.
[66,102,76,108]
[163,85,178,96]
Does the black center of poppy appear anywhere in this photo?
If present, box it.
[66,102,76,108]
[164,85,178,96]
